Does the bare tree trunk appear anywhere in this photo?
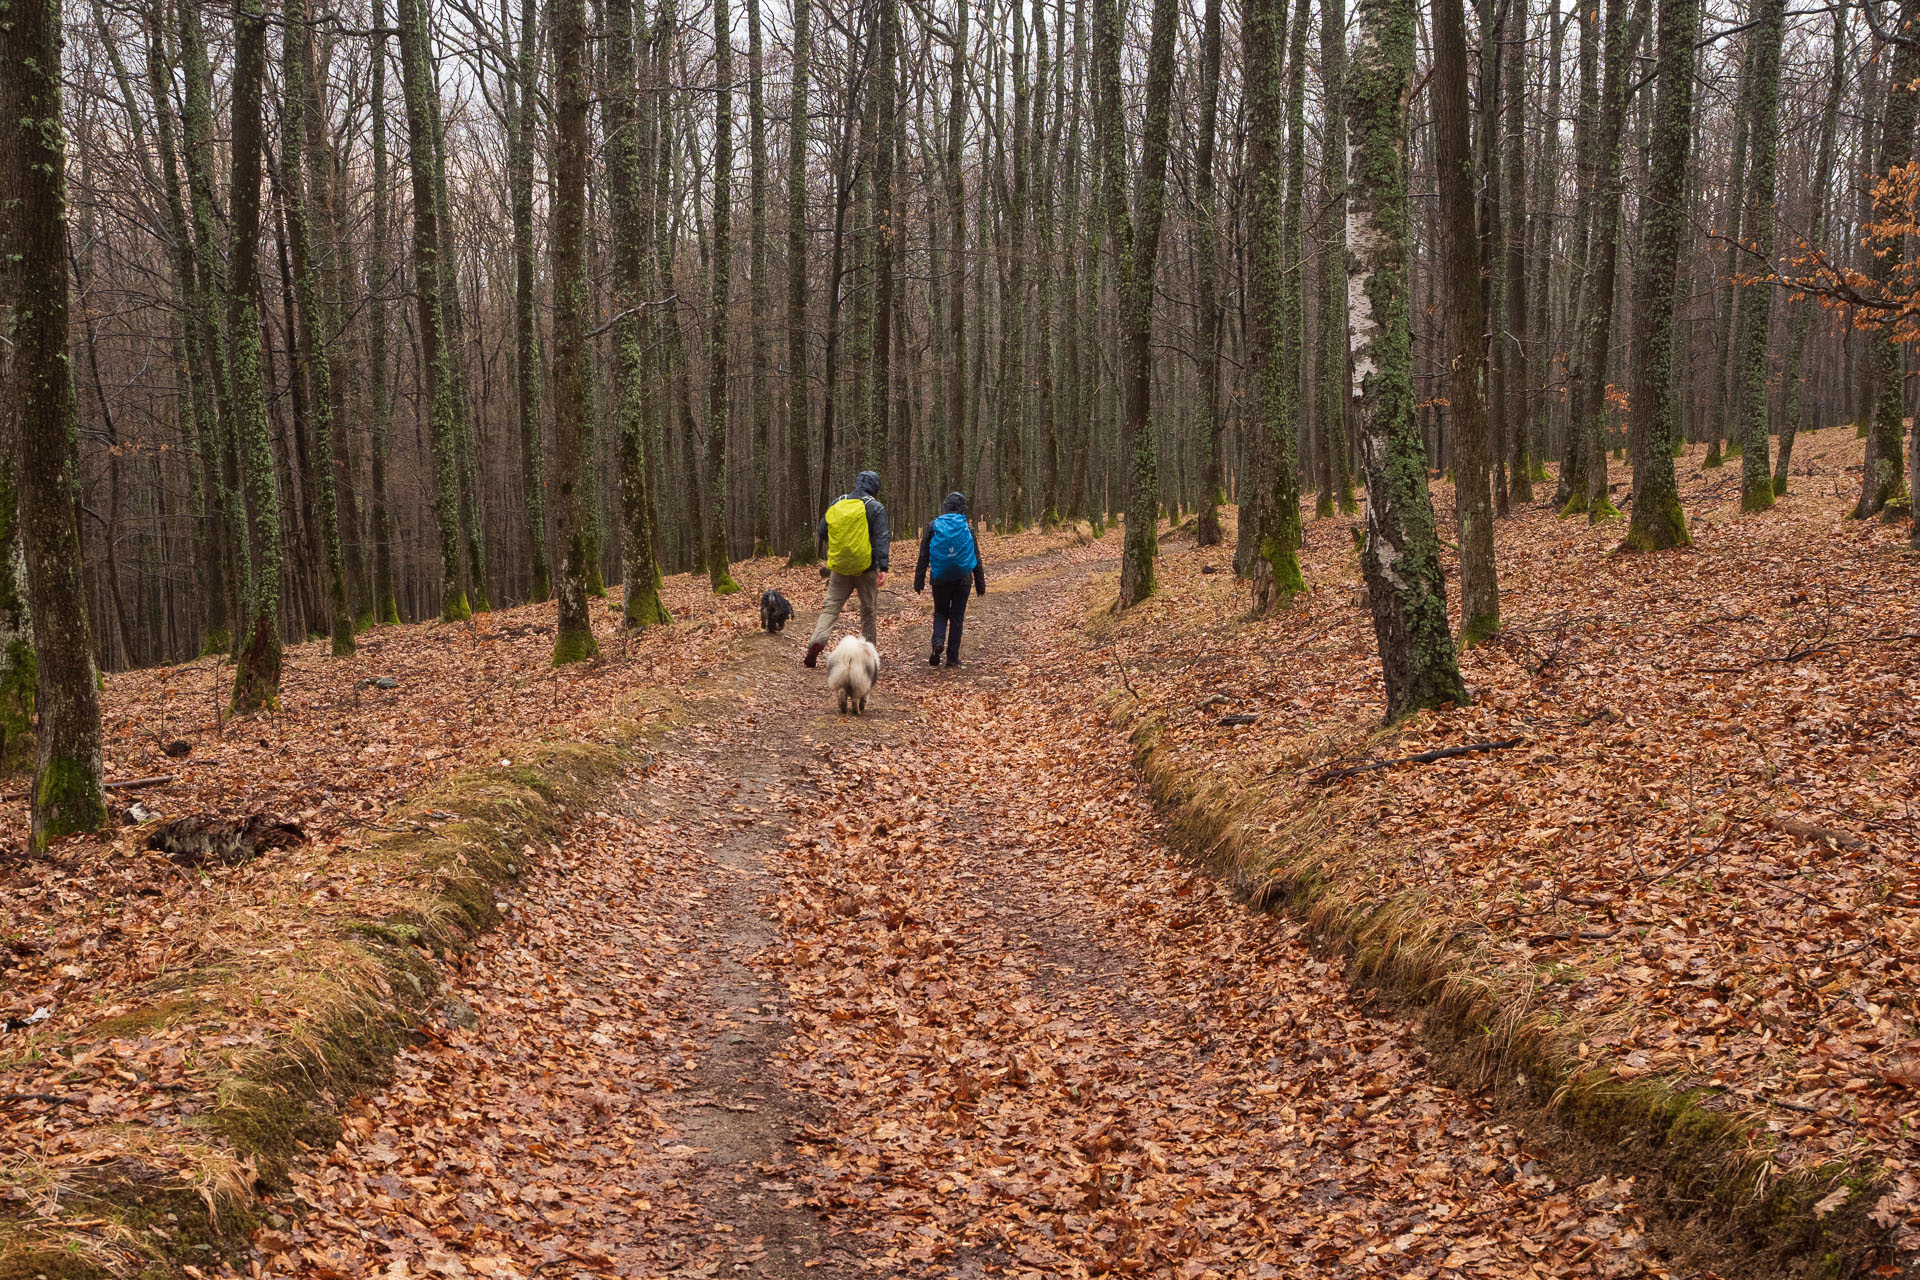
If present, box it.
[1434,0,1498,642]
[549,0,599,662]
[1093,0,1177,605]
[1775,0,1847,496]
[783,0,814,562]
[508,0,549,601]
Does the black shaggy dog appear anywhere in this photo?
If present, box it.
[760,589,794,633]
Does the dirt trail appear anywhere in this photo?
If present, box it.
[271,544,1710,1279]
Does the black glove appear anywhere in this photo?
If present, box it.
[976,583,986,597]
[818,565,830,579]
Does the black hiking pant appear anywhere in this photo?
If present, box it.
[930,578,969,661]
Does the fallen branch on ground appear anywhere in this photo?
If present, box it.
[0,774,175,803]
[1314,738,1525,784]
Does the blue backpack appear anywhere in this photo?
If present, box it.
[927,512,978,582]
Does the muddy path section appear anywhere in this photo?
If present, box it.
[763,557,1716,1278]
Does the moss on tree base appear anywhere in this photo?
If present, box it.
[1621,492,1693,552]
[1458,613,1500,648]
[551,626,600,666]
[441,591,473,623]
[623,586,672,628]
[709,566,742,596]
[32,754,107,848]
[1558,492,1589,518]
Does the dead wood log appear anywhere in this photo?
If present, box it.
[146,813,309,868]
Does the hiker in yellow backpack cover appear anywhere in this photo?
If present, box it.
[804,470,890,667]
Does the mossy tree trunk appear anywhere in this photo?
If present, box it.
[431,96,490,613]
[943,0,969,501]
[706,0,741,593]
[548,0,599,664]
[1622,0,1699,551]
[282,0,353,655]
[1241,0,1301,604]
[367,0,401,623]
[998,0,1027,529]
[1346,0,1468,721]
[1035,0,1066,528]
[1573,0,1648,522]
[1433,0,1498,643]
[140,6,233,657]
[1093,0,1178,606]
[1854,0,1919,521]
[1060,0,1092,524]
[1526,4,1567,489]
[508,0,549,602]
[783,0,814,564]
[1499,0,1533,505]
[1555,0,1598,509]
[1775,1,1847,497]
[867,0,899,511]
[2,0,106,844]
[746,0,773,554]
[603,0,669,626]
[396,0,471,621]
[1705,37,1757,468]
[1317,0,1357,518]
[177,0,248,648]
[1190,0,1226,546]
[1734,0,1787,513]
[226,0,286,712]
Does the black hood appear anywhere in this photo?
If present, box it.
[941,491,968,515]
[853,470,882,499]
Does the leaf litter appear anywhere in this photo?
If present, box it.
[250,531,1691,1278]
[1073,429,1917,1269]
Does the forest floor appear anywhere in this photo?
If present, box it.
[1080,427,1917,1272]
[215,536,1689,1279]
[0,425,1912,1279]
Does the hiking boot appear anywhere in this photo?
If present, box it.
[945,656,962,668]
[804,641,824,668]
[929,645,944,666]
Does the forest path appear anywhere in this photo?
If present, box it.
[271,539,1703,1280]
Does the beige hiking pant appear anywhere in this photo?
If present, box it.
[809,569,879,647]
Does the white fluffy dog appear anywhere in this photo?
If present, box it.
[825,636,881,715]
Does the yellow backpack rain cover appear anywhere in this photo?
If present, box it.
[824,497,872,575]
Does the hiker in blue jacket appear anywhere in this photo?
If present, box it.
[913,492,987,667]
